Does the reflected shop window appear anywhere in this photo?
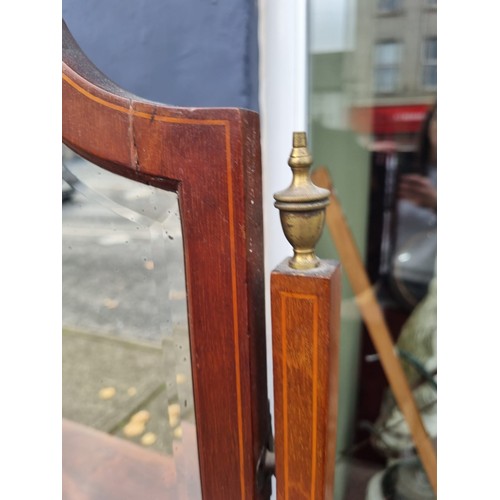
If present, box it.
[62,145,202,499]
[310,0,436,498]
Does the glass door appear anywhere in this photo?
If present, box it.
[308,1,437,498]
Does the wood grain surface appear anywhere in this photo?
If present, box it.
[63,419,179,500]
[271,259,341,500]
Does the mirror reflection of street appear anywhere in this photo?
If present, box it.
[62,157,182,343]
[62,151,200,480]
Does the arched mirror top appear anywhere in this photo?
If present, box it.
[63,19,259,189]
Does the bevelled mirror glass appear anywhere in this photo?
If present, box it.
[62,144,202,499]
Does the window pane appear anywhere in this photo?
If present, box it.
[425,37,437,60]
[376,41,400,64]
[423,65,437,87]
[378,0,402,12]
[376,67,397,93]
[375,42,401,92]
[309,0,437,497]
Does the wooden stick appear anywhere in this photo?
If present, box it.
[311,167,437,494]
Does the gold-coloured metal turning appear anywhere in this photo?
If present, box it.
[274,132,330,270]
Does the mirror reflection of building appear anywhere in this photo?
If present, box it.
[368,104,438,498]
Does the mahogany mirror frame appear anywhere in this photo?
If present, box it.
[62,20,271,499]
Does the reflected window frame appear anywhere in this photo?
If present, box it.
[422,36,437,91]
[374,39,403,95]
[376,0,404,16]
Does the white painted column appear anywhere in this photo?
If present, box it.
[258,0,309,266]
[257,0,309,484]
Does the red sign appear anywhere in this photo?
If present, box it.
[350,104,431,135]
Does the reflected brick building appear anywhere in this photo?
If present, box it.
[349,0,437,145]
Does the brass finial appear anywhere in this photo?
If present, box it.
[274,132,330,270]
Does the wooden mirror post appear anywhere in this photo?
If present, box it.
[271,133,341,499]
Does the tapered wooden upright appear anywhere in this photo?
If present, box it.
[271,261,341,500]
[271,132,341,499]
